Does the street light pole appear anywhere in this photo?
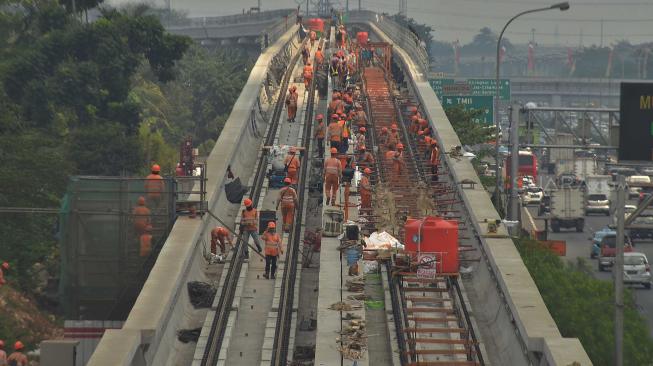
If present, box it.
[493,2,570,208]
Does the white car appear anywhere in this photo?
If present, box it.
[522,186,544,205]
[622,252,652,289]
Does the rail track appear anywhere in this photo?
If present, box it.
[200,36,312,366]
[362,66,484,366]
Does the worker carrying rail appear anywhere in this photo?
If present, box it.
[276,178,298,233]
[327,114,343,151]
[262,222,283,279]
[324,148,343,206]
[240,198,263,258]
[210,226,232,255]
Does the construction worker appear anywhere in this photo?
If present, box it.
[0,340,6,366]
[301,43,310,65]
[384,145,396,165]
[210,226,232,255]
[354,127,366,151]
[144,164,164,207]
[338,116,350,153]
[276,178,298,232]
[285,86,298,122]
[314,114,325,158]
[378,126,389,146]
[359,168,373,209]
[303,61,313,89]
[429,139,440,183]
[324,148,342,206]
[409,115,420,134]
[132,196,151,236]
[175,163,184,177]
[327,115,343,150]
[284,147,301,185]
[0,262,8,286]
[240,198,263,257]
[357,145,375,170]
[393,143,406,176]
[139,225,153,257]
[309,30,317,47]
[262,221,283,279]
[7,341,27,366]
[355,104,367,129]
[417,130,426,150]
[387,124,400,150]
[418,117,429,132]
[315,46,324,67]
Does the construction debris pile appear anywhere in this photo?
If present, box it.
[337,319,367,360]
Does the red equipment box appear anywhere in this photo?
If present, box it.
[357,31,368,46]
[404,216,459,274]
[305,18,325,34]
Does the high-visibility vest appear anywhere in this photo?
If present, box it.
[279,187,297,205]
[359,175,371,192]
[324,157,341,176]
[328,122,342,142]
[263,232,281,256]
[144,174,164,196]
[241,208,258,231]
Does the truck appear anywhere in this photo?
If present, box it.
[549,133,574,163]
[549,187,585,232]
[628,207,653,241]
[584,175,612,216]
[574,157,598,184]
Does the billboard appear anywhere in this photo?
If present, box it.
[619,83,653,161]
[429,78,511,101]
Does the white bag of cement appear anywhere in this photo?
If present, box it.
[364,231,403,250]
[363,260,378,274]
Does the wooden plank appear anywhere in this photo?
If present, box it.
[403,327,466,333]
[406,308,455,314]
[407,316,459,323]
[408,338,475,345]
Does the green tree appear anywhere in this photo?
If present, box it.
[463,27,513,55]
[517,238,653,365]
[443,104,496,146]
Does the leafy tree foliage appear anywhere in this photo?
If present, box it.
[517,238,653,365]
[443,104,496,146]
[462,27,513,55]
[389,14,434,58]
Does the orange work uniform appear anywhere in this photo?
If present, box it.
[315,49,324,66]
[278,186,298,232]
[284,153,301,184]
[7,352,28,366]
[303,64,313,88]
[144,173,164,205]
[392,151,405,176]
[386,131,399,150]
[430,145,440,182]
[357,151,375,170]
[262,230,282,278]
[211,227,231,254]
[359,174,372,209]
[286,90,298,121]
[140,232,152,257]
[327,121,343,149]
[132,204,151,235]
[324,156,342,205]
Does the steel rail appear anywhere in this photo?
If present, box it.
[200,35,305,366]
[270,35,325,366]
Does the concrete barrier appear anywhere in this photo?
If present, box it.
[360,17,593,366]
[87,24,300,366]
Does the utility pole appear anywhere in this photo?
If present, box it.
[531,28,535,43]
[306,0,309,16]
[509,104,521,225]
[346,0,349,12]
[615,174,625,366]
[600,19,604,47]
[359,0,362,11]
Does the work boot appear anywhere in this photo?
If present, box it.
[263,272,269,279]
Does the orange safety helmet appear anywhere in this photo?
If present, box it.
[330,147,338,155]
[291,85,297,91]
[267,221,276,229]
[364,168,372,174]
[284,177,292,184]
[418,130,424,135]
[359,145,366,151]
[1,262,8,270]
[145,225,153,232]
[391,124,398,130]
[410,106,418,113]
[137,196,146,205]
[217,227,228,235]
[14,341,24,351]
[331,113,339,120]
[411,115,419,121]
[359,127,366,133]
[397,143,404,150]
[151,164,161,173]
[381,127,388,132]
[244,198,253,207]
[424,136,432,143]
[316,114,324,121]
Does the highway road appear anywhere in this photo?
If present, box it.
[526,193,653,337]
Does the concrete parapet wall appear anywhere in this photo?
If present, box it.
[363,21,593,366]
[87,24,300,366]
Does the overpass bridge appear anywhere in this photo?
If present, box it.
[85,10,591,366]
[164,9,295,49]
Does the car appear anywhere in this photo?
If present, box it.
[522,186,544,206]
[639,167,653,176]
[590,227,614,259]
[621,252,652,289]
[598,234,633,271]
[585,193,610,216]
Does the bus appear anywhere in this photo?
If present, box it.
[504,150,538,188]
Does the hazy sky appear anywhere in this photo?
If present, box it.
[108,0,653,46]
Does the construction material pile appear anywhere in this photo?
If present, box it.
[337,319,367,360]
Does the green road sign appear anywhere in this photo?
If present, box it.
[442,95,494,124]
[429,78,511,101]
